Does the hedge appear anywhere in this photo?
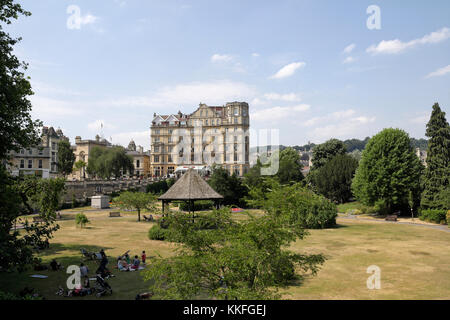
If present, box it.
[419,209,448,224]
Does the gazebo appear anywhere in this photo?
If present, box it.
[158,168,223,216]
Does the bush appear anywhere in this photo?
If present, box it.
[265,184,338,229]
[419,209,448,224]
[447,210,450,228]
[346,208,362,215]
[148,224,169,240]
[75,213,90,228]
[178,200,214,212]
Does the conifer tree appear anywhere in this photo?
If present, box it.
[421,103,450,209]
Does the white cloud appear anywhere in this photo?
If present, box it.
[367,27,450,55]
[304,109,362,127]
[30,96,82,118]
[250,104,310,122]
[270,62,305,79]
[104,80,257,109]
[252,53,260,57]
[343,43,356,54]
[409,113,430,124]
[425,65,450,78]
[262,92,301,102]
[343,56,356,64]
[211,54,233,62]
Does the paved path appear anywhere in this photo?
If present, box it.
[338,214,450,233]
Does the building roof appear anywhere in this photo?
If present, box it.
[158,169,223,201]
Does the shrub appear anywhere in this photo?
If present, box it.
[419,209,448,224]
[75,213,90,228]
[265,183,338,229]
[447,210,450,228]
[346,208,362,215]
[148,225,169,240]
[178,200,214,212]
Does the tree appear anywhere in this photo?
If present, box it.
[0,1,63,272]
[112,191,156,221]
[143,208,325,299]
[208,165,247,206]
[57,139,75,178]
[351,128,423,214]
[75,213,90,228]
[87,146,134,179]
[73,160,86,179]
[311,139,347,170]
[421,103,450,209]
[0,1,41,160]
[276,147,304,184]
[312,154,359,203]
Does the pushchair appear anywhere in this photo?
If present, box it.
[94,274,112,297]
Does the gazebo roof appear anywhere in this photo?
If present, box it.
[158,169,223,201]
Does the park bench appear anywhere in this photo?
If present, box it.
[385,215,398,222]
[109,211,121,217]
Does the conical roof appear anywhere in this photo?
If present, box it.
[158,169,223,201]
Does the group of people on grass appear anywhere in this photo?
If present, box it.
[117,251,146,271]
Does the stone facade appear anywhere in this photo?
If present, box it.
[7,126,67,178]
[125,140,151,178]
[69,135,111,180]
[150,102,250,177]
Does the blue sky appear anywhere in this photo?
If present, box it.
[7,0,450,149]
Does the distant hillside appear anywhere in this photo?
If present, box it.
[250,137,428,154]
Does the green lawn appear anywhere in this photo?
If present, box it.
[1,208,449,300]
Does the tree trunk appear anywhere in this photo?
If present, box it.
[138,208,141,221]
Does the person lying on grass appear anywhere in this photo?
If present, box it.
[117,257,131,271]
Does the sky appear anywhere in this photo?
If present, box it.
[6,0,450,150]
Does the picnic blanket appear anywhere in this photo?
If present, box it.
[30,275,48,278]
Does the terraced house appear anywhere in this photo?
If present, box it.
[7,126,67,178]
[150,102,250,177]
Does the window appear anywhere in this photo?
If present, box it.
[234,166,240,175]
[38,160,43,169]
[38,148,43,155]
[234,107,239,116]
[168,155,172,163]
[52,142,56,150]
[168,136,172,143]
[28,149,32,155]
[136,160,140,168]
[20,159,24,168]
[52,152,56,162]
[205,119,208,125]
[28,159,32,169]
[168,167,174,174]
[169,129,173,134]
[243,108,247,116]
[234,117,238,124]
[20,149,24,154]
[154,146,159,152]
[154,155,159,163]
[155,129,160,135]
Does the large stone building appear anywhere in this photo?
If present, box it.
[7,126,67,178]
[150,102,250,177]
[125,140,151,178]
[69,135,112,180]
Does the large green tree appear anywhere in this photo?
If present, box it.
[312,154,359,203]
[87,146,134,179]
[112,191,156,222]
[421,103,450,209]
[208,165,247,206]
[0,1,41,160]
[143,208,325,299]
[276,147,304,184]
[57,139,75,178]
[311,139,347,170]
[351,128,423,214]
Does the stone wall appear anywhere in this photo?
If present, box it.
[63,179,149,203]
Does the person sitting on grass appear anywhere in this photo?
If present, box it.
[117,257,130,271]
[50,259,62,271]
[80,263,89,278]
[131,255,140,270]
